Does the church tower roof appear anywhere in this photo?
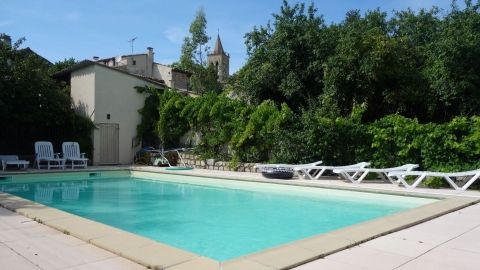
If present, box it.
[212,34,225,55]
[207,33,229,83]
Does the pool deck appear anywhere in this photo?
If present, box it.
[1,166,480,269]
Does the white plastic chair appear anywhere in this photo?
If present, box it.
[34,141,65,170]
[62,142,88,169]
[333,164,419,183]
[294,162,371,180]
[388,169,480,191]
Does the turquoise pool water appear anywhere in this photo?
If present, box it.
[0,171,436,261]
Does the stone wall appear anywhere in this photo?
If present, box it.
[178,153,260,173]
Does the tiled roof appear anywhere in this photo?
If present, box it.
[52,60,166,87]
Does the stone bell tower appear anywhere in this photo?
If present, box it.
[207,34,229,83]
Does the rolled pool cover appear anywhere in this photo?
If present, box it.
[165,167,194,171]
[261,167,294,179]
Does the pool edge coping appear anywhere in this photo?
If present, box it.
[0,168,478,270]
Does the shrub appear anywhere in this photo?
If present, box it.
[148,90,480,174]
[231,101,293,162]
[369,115,422,167]
[271,104,371,165]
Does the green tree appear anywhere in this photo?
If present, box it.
[189,7,209,66]
[177,6,209,72]
[233,1,480,123]
[176,7,221,93]
[49,57,77,74]
[0,36,94,157]
[322,9,431,121]
[423,1,480,121]
[234,0,333,109]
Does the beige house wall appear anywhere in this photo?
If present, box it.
[93,65,149,165]
[153,64,172,86]
[123,54,148,77]
[71,64,156,165]
[71,66,96,120]
[153,64,188,91]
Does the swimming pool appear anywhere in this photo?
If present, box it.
[0,171,437,261]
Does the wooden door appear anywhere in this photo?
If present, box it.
[98,123,119,164]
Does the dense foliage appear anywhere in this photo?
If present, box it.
[369,115,480,171]
[0,36,94,158]
[139,1,480,183]
[151,91,480,175]
[137,87,291,164]
[133,1,480,188]
[233,1,480,123]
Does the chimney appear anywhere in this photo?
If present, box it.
[146,47,154,77]
[0,34,12,47]
[93,56,99,61]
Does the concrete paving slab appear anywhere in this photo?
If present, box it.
[246,245,319,269]
[89,231,156,256]
[16,206,72,222]
[391,221,475,246]
[62,257,146,270]
[360,233,435,258]
[221,259,276,270]
[44,216,125,241]
[45,232,88,247]
[325,220,395,243]
[0,243,41,270]
[68,243,118,262]
[443,226,480,253]
[5,235,99,270]
[326,245,414,270]
[293,257,370,270]
[0,194,41,211]
[397,246,480,270]
[118,242,198,269]
[295,235,355,255]
[1,211,146,270]
[0,221,58,243]
[0,207,32,229]
[409,210,480,234]
[166,257,219,270]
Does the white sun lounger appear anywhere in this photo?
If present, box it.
[388,169,480,191]
[0,155,29,171]
[294,162,371,180]
[333,164,419,183]
[62,142,88,169]
[34,141,65,170]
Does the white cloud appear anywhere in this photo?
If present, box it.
[164,27,186,44]
[0,20,14,27]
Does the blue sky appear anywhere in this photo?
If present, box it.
[0,0,457,73]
